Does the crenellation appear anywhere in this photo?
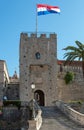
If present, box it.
[40,34,46,38]
[50,33,57,39]
[21,32,56,39]
[21,33,28,41]
[21,32,28,37]
[31,33,37,38]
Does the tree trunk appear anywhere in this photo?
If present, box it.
[82,60,84,78]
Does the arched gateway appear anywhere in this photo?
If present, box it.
[34,90,45,106]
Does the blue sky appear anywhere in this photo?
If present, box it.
[0,0,84,76]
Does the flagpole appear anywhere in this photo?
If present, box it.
[36,4,38,36]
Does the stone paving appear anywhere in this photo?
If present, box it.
[40,106,84,130]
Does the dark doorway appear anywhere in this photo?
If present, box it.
[34,90,45,106]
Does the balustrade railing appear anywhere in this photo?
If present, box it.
[28,99,42,130]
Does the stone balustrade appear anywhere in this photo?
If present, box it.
[56,100,84,126]
[28,109,42,130]
[35,110,42,130]
[28,100,42,130]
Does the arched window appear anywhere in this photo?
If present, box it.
[35,52,41,59]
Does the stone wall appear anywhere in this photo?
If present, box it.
[0,106,29,129]
[57,64,84,102]
[0,83,4,100]
[3,107,21,121]
[5,83,19,100]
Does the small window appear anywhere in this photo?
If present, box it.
[35,52,41,59]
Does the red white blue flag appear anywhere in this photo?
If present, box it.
[37,4,61,16]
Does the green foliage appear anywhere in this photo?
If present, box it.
[64,71,74,84]
[69,100,83,104]
[3,100,21,109]
[77,100,83,105]
[68,100,83,106]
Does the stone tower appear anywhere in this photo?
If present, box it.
[20,33,58,106]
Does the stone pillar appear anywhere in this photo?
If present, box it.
[28,120,37,130]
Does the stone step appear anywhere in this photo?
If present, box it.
[41,106,60,118]
[40,106,84,130]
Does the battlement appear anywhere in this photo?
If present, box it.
[20,32,57,39]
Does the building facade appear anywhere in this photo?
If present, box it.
[0,60,10,100]
[19,33,58,106]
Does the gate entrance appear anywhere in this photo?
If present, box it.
[34,90,45,106]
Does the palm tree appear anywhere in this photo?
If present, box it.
[63,40,84,77]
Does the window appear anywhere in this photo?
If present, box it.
[35,52,41,59]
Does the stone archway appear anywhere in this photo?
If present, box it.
[34,90,45,106]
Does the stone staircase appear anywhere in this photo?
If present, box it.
[40,106,84,130]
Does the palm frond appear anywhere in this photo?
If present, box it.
[63,46,81,54]
[75,41,84,51]
[63,51,80,59]
[63,46,76,51]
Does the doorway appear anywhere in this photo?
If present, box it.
[34,90,45,106]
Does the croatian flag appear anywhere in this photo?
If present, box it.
[37,4,61,16]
